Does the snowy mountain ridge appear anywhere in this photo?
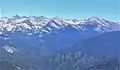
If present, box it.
[0,16,120,35]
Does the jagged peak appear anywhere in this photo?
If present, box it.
[87,17,103,22]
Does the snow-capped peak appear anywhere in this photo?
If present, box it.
[83,17,113,26]
[88,17,100,21]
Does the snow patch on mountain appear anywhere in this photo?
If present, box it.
[2,45,17,53]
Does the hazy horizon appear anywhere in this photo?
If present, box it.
[0,0,120,21]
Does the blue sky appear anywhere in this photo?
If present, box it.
[0,0,120,21]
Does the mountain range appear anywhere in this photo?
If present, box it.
[0,16,120,70]
[0,16,120,55]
